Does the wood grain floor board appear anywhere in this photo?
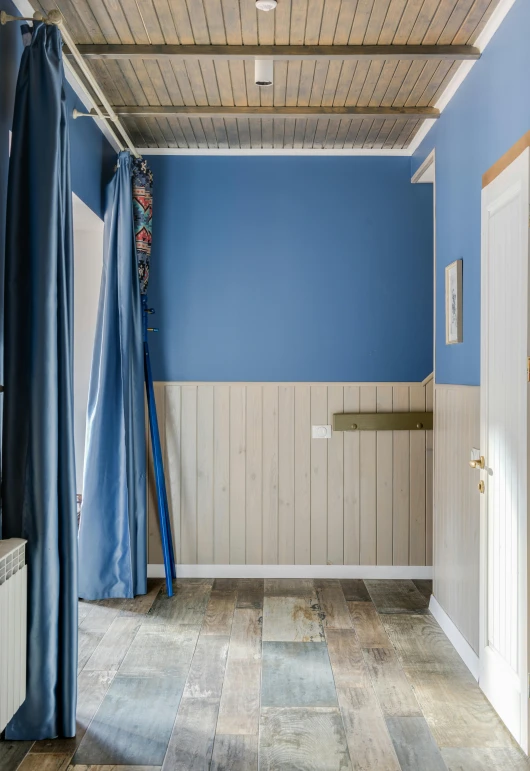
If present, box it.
[32,671,116,756]
[216,658,261,735]
[385,716,447,771]
[259,707,352,771]
[72,675,185,766]
[210,734,259,770]
[83,617,140,672]
[337,686,401,771]
[365,579,430,614]
[262,595,324,642]
[348,601,393,647]
[17,757,71,771]
[325,628,372,689]
[318,583,353,629]
[161,697,218,770]
[340,579,371,602]
[441,747,530,770]
[362,646,422,717]
[412,579,433,602]
[10,579,526,771]
[202,590,236,635]
[408,668,516,748]
[264,578,315,597]
[147,583,211,625]
[0,741,35,771]
[118,623,200,676]
[183,634,229,699]
[228,608,262,661]
[235,578,264,608]
[261,641,337,708]
[380,613,469,672]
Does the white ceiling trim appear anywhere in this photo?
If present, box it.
[138,147,411,156]
[408,0,517,155]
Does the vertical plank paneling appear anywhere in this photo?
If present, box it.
[164,385,181,563]
[310,386,328,564]
[393,386,410,566]
[425,378,434,566]
[262,386,279,564]
[343,386,360,565]
[409,385,426,566]
[434,384,480,653]
[279,386,295,564]
[181,385,198,563]
[376,386,393,565]
[230,386,247,564]
[360,387,377,565]
[197,385,215,564]
[327,386,344,565]
[294,385,311,564]
[246,386,263,564]
[214,385,230,564]
[150,381,433,569]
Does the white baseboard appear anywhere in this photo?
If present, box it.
[147,564,433,579]
[429,594,479,680]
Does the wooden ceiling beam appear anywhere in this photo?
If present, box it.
[70,44,480,62]
[114,105,440,120]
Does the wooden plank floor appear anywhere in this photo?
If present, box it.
[2,579,530,771]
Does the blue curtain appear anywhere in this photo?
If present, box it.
[1,22,77,739]
[78,151,147,600]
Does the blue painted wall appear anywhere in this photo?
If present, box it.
[145,156,433,382]
[412,0,530,385]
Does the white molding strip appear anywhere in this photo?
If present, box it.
[429,594,480,680]
[148,564,433,579]
[411,150,435,184]
[138,148,411,157]
[408,0,517,155]
[153,380,426,387]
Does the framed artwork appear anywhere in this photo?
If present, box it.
[445,259,463,344]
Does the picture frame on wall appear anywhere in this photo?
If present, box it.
[445,259,463,344]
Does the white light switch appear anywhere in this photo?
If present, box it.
[312,425,332,439]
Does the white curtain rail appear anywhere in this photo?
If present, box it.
[1,9,140,158]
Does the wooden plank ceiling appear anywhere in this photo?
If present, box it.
[33,0,499,150]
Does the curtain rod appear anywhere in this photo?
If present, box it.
[1,10,140,159]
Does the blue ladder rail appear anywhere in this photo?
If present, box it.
[142,295,176,596]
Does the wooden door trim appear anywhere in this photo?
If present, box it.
[482,130,530,189]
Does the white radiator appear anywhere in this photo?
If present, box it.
[0,538,27,732]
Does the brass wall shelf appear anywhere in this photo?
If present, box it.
[333,412,433,432]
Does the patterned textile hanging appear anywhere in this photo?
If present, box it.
[132,158,153,295]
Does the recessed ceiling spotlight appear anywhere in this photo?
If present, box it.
[255,59,273,87]
[256,0,277,11]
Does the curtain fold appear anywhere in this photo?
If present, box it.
[2,21,77,740]
[78,150,147,600]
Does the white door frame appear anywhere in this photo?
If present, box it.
[480,147,530,752]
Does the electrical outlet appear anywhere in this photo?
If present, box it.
[312,425,332,439]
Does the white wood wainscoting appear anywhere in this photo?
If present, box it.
[433,384,481,654]
[147,380,433,576]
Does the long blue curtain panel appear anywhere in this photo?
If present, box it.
[2,21,78,740]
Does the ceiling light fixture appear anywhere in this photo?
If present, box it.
[255,0,277,11]
[255,59,273,87]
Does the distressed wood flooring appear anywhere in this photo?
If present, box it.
[2,578,530,770]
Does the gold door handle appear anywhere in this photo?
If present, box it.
[469,456,485,469]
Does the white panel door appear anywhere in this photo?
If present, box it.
[480,148,530,751]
